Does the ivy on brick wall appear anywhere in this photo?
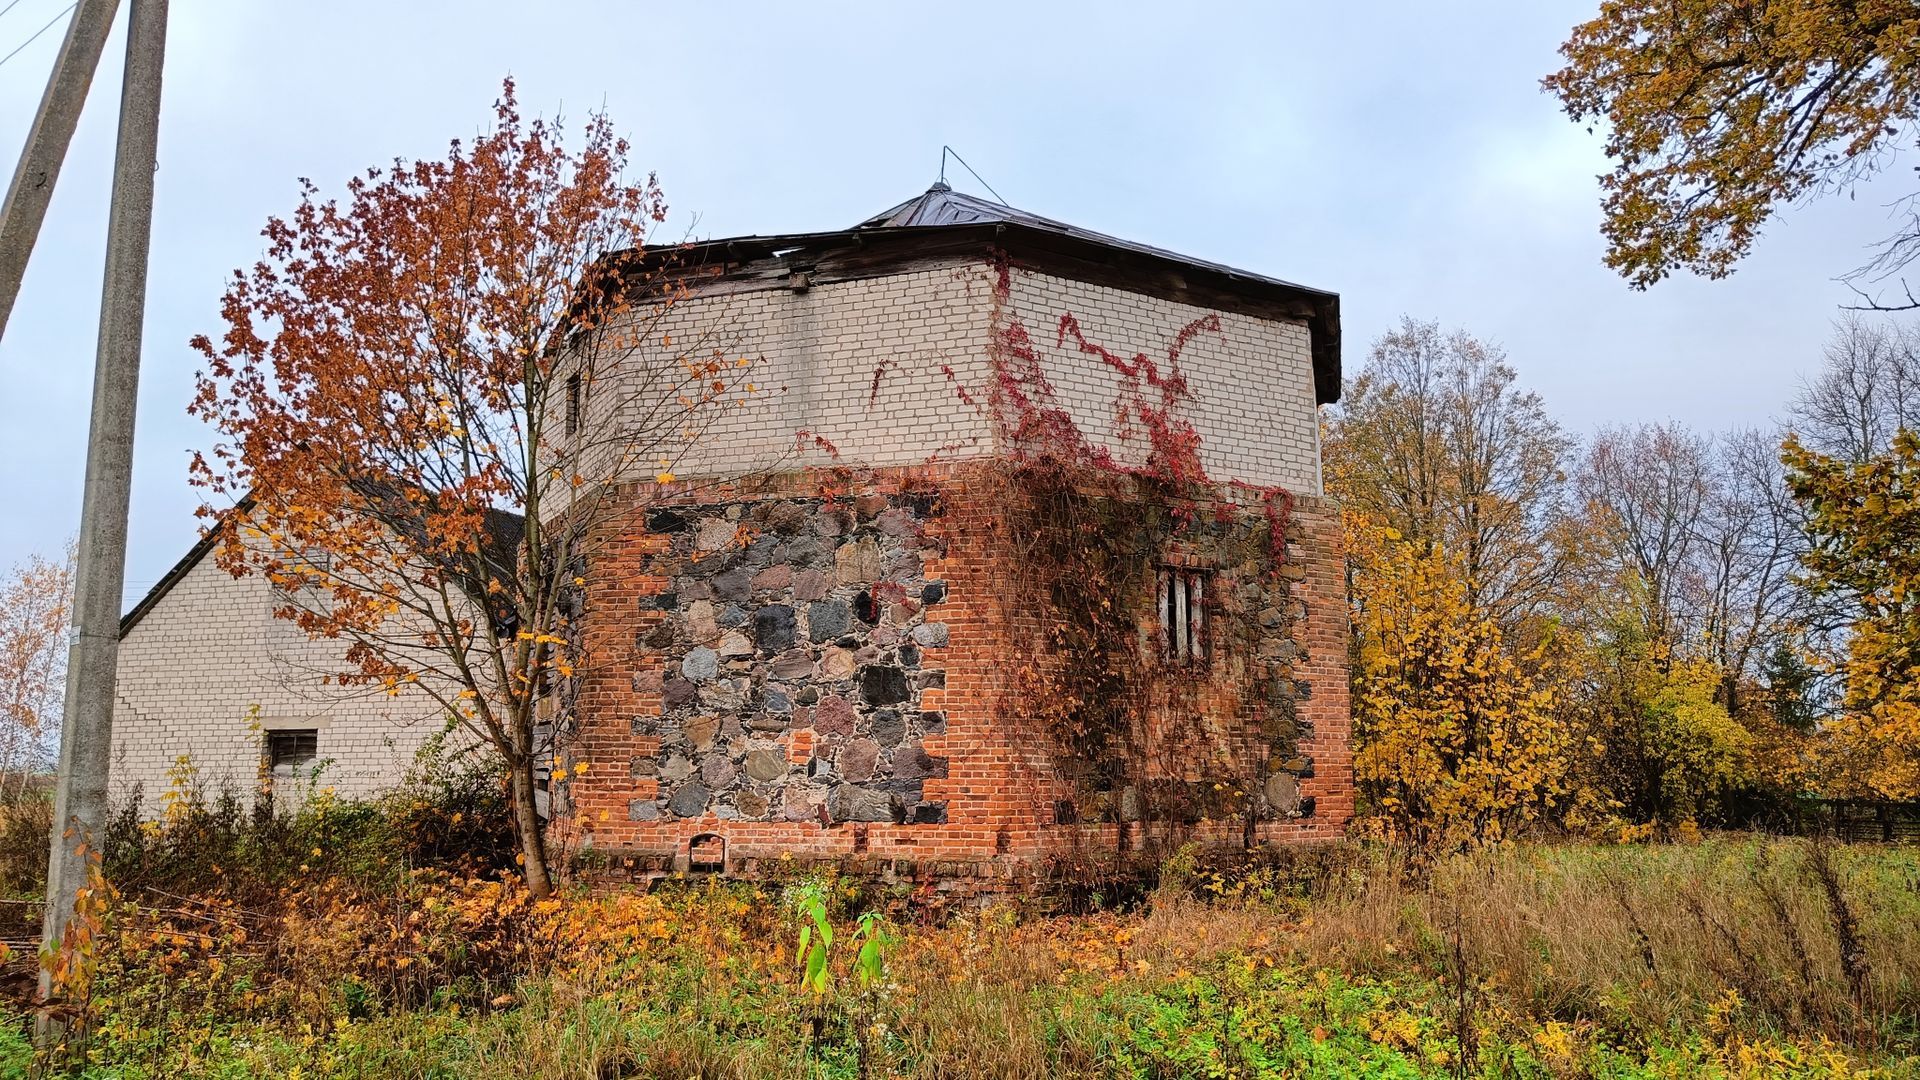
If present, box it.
[953,255,1315,847]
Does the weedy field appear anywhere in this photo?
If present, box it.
[0,784,1916,1079]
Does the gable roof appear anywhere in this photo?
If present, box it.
[119,501,528,639]
[119,508,242,638]
[643,184,1343,403]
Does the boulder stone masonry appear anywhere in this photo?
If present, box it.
[626,492,951,828]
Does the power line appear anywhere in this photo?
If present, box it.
[0,1,77,72]
[0,1,28,25]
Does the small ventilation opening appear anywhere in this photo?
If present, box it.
[688,833,727,874]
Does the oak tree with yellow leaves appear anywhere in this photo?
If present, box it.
[188,82,753,896]
[1546,0,1920,302]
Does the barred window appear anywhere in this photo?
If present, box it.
[1157,568,1209,666]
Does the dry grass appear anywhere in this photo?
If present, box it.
[1289,838,1920,1047]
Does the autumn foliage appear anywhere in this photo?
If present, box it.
[186,80,751,895]
[1545,0,1920,296]
[28,810,1920,1077]
[1347,514,1564,849]
[1784,429,1920,799]
[0,543,71,790]
[1327,318,1875,844]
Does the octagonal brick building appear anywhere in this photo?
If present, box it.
[559,184,1352,889]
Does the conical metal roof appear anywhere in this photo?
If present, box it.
[858,181,1073,231]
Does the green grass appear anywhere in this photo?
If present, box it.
[29,961,1907,1079]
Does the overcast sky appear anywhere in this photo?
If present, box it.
[0,1,1908,603]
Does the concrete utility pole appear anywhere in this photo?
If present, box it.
[0,0,123,345]
[38,0,166,1019]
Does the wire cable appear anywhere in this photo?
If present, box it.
[0,1,77,73]
[940,145,1010,207]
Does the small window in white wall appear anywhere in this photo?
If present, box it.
[262,728,321,815]
[267,730,318,775]
[1157,568,1209,666]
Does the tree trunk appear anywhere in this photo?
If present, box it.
[507,755,553,898]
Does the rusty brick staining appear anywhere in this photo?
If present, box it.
[560,185,1353,889]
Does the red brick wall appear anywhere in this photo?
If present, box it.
[1288,497,1355,834]
[559,464,1350,884]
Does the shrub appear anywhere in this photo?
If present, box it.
[99,741,515,905]
[0,789,50,901]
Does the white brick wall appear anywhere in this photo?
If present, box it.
[581,261,1322,495]
[999,268,1321,494]
[579,265,999,482]
[111,549,461,812]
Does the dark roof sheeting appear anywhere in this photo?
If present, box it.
[857,183,1334,302]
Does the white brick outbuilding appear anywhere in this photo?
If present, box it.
[111,530,466,811]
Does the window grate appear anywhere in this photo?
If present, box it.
[1157,568,1210,666]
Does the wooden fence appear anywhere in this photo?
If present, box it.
[1785,799,1920,843]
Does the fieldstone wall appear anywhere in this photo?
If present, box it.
[627,491,952,828]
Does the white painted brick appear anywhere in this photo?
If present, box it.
[111,550,469,813]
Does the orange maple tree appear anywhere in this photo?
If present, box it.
[188,81,750,895]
